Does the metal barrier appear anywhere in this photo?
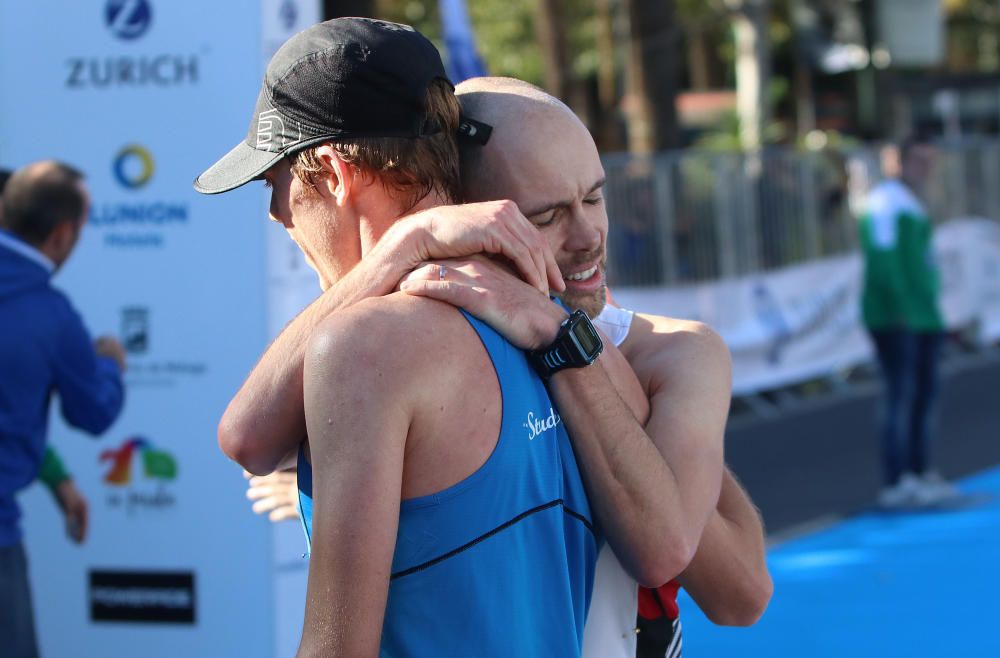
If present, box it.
[602,140,1000,287]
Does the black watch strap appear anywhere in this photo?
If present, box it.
[529,309,604,379]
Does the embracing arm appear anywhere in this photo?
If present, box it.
[677,467,772,625]
[400,261,726,587]
[547,324,727,587]
[297,305,413,658]
[219,201,561,474]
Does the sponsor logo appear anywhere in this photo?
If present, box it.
[256,108,302,152]
[118,304,208,387]
[65,2,199,89]
[65,55,199,89]
[751,276,855,367]
[101,436,177,485]
[91,145,189,248]
[523,407,561,441]
[105,0,153,41]
[113,144,154,189]
[752,282,791,365]
[100,437,177,513]
[121,306,149,354]
[256,108,286,151]
[90,570,195,624]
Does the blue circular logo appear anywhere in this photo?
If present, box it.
[105,0,153,41]
[113,145,155,189]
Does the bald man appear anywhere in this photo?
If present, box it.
[398,77,771,657]
[1,161,126,658]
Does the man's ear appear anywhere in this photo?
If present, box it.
[42,219,82,268]
[312,144,354,207]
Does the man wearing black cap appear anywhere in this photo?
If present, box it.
[196,18,608,658]
[197,17,728,657]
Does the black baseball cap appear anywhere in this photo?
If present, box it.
[194,18,452,195]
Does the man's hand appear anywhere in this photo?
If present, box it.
[55,480,88,544]
[400,257,566,350]
[244,469,300,522]
[220,200,562,476]
[94,336,127,372]
[394,201,564,296]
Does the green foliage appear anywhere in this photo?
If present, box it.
[375,0,601,87]
[469,0,543,84]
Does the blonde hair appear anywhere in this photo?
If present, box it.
[291,78,461,210]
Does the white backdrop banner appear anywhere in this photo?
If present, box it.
[614,219,1000,395]
[260,217,999,399]
[0,1,314,657]
[615,254,870,395]
[939,218,1000,343]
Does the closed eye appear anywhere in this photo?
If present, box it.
[532,211,558,227]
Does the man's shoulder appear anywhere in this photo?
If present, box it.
[310,293,480,371]
[627,313,725,354]
[0,274,77,325]
[321,292,469,335]
[623,312,730,383]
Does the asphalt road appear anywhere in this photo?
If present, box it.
[724,350,1000,536]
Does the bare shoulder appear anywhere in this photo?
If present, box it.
[308,293,479,380]
[622,313,731,392]
[624,313,728,361]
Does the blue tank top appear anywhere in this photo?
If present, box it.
[297,310,598,657]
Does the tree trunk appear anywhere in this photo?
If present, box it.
[623,0,682,154]
[593,0,623,150]
[793,52,815,139]
[730,0,770,152]
[687,26,712,91]
[533,0,587,115]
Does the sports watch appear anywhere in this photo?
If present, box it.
[529,309,604,379]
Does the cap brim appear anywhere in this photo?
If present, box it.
[193,141,285,195]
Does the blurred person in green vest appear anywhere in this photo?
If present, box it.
[858,139,956,509]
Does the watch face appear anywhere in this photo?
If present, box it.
[570,318,601,356]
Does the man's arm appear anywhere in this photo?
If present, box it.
[676,467,772,625]
[52,301,125,435]
[548,322,728,586]
[38,446,89,543]
[297,300,415,658]
[401,260,727,587]
[220,201,562,475]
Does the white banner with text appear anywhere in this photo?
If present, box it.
[1,2,317,657]
[614,219,1000,395]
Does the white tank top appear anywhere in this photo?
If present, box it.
[582,304,639,658]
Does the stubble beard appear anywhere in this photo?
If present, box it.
[558,269,607,319]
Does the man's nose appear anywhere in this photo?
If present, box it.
[269,196,289,227]
[565,207,602,252]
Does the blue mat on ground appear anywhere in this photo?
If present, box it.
[679,467,1000,657]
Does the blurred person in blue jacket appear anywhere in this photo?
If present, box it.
[0,161,125,658]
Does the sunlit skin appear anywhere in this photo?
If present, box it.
[265,158,359,291]
[462,98,609,318]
